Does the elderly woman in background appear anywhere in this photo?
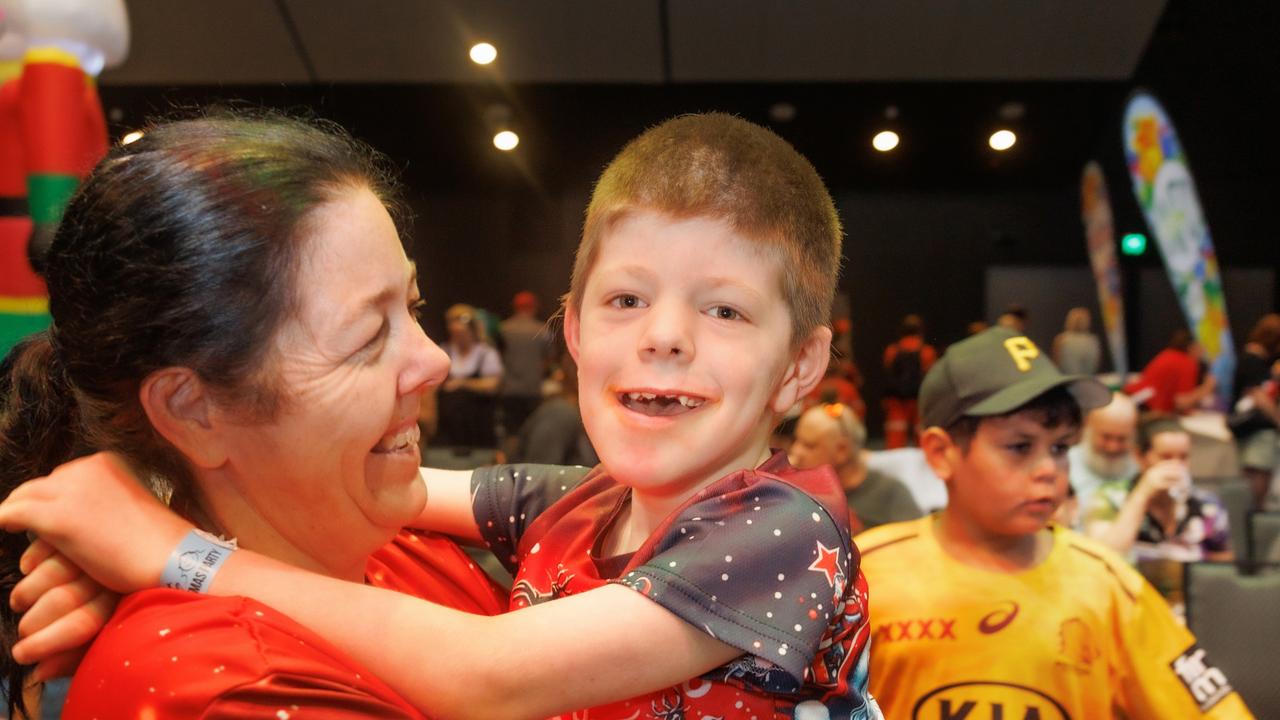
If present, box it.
[1052,306,1102,376]
[435,303,504,448]
[0,114,509,717]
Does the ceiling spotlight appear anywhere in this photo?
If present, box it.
[989,129,1017,151]
[121,130,144,145]
[768,102,797,123]
[872,130,899,152]
[470,42,497,65]
[493,130,519,151]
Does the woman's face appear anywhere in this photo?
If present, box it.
[213,186,447,571]
[446,312,475,344]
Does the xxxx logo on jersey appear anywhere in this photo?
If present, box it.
[872,617,957,643]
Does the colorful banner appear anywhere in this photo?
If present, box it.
[1123,91,1234,408]
[1080,161,1128,377]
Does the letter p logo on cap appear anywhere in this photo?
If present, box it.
[1002,337,1039,372]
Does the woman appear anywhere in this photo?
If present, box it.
[0,114,509,717]
[1232,313,1280,509]
[434,304,503,448]
[1052,306,1101,376]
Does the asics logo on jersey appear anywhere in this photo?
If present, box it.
[873,617,957,643]
[977,601,1019,634]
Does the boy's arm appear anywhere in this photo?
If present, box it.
[412,467,483,542]
[1085,463,1182,555]
[1116,578,1255,718]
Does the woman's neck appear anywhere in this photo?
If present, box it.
[187,469,372,583]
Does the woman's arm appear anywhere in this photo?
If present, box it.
[205,555,740,720]
[1,454,740,719]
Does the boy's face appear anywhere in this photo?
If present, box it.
[933,412,1079,538]
[565,209,827,497]
[1141,430,1191,469]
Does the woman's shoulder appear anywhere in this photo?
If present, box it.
[63,588,422,718]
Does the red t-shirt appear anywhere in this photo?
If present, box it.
[60,530,506,719]
[1137,348,1199,413]
[472,453,878,719]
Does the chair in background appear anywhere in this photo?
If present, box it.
[1184,562,1280,716]
[1199,478,1252,562]
[1249,511,1280,565]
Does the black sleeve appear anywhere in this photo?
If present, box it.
[471,464,592,573]
[612,479,853,688]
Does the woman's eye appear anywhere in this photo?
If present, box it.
[408,299,426,321]
[610,294,643,309]
[710,306,741,321]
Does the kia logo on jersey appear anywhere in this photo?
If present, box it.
[977,600,1019,634]
[911,682,1070,720]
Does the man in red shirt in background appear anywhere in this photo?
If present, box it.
[1132,329,1216,414]
[882,314,937,448]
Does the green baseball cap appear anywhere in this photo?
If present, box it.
[920,327,1110,429]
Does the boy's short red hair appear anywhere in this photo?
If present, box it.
[568,113,843,343]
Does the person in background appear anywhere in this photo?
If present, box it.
[1052,306,1102,376]
[1231,313,1280,510]
[995,303,1027,333]
[435,303,503,448]
[882,313,936,448]
[1067,392,1140,523]
[1084,417,1233,609]
[510,349,597,467]
[857,327,1252,719]
[1131,329,1216,414]
[498,291,552,446]
[789,403,921,530]
[965,320,989,336]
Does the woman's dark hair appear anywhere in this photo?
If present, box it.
[0,111,402,716]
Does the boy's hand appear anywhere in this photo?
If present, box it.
[1134,460,1188,503]
[0,452,192,593]
[9,539,119,675]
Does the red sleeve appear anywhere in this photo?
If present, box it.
[883,343,897,369]
[62,590,426,720]
[1174,355,1199,394]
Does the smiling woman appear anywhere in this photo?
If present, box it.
[0,113,506,718]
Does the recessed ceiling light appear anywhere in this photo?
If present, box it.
[989,129,1016,151]
[872,130,899,152]
[470,42,497,65]
[493,130,519,151]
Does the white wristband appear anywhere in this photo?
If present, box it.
[160,529,237,593]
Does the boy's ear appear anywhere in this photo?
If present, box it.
[139,367,229,470]
[920,427,959,483]
[563,303,582,364]
[770,325,832,414]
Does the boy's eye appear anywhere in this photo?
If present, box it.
[408,298,426,321]
[709,305,742,321]
[610,294,645,309]
[1050,443,1071,458]
[1006,442,1032,455]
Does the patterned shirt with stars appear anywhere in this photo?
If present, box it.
[472,451,883,720]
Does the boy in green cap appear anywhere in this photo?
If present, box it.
[856,327,1253,719]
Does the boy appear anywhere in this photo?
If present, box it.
[5,114,881,719]
[856,327,1252,718]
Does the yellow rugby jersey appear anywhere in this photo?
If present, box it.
[856,516,1253,720]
